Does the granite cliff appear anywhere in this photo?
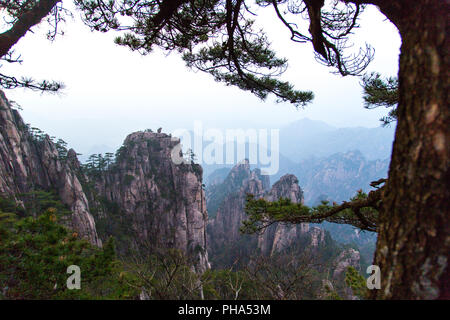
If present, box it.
[207,159,269,251]
[87,131,210,272]
[0,90,101,246]
[283,150,389,205]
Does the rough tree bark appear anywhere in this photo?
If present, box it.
[371,0,449,299]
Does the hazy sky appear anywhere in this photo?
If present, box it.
[2,3,401,156]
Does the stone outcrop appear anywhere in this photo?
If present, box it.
[265,174,303,203]
[291,150,389,205]
[207,160,269,253]
[0,90,209,273]
[0,90,101,246]
[92,130,210,272]
[332,248,361,299]
[333,248,361,278]
[257,175,329,255]
[257,174,308,255]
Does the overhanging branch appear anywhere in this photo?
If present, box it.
[0,0,60,58]
[241,187,383,234]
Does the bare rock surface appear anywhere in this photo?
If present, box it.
[0,90,100,246]
[92,130,210,271]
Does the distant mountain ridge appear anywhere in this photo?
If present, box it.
[205,150,384,260]
[279,118,395,161]
[199,118,394,182]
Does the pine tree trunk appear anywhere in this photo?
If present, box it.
[372,0,449,299]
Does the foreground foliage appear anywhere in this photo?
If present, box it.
[0,193,362,300]
[0,194,137,299]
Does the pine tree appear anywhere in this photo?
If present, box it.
[0,195,136,299]
[0,0,448,299]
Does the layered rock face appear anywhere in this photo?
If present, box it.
[207,160,269,253]
[92,131,210,272]
[333,248,361,278]
[257,175,329,255]
[293,150,389,204]
[0,91,209,272]
[206,163,330,264]
[0,90,100,246]
[258,174,307,255]
[332,248,361,299]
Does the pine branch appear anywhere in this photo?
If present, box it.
[241,187,383,234]
[0,72,63,92]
